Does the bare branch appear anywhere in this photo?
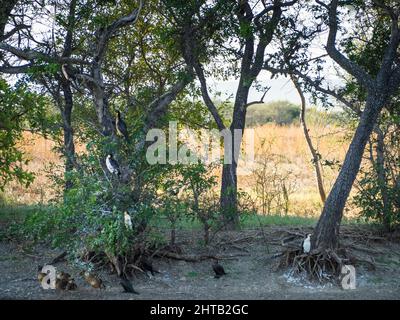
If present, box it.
[0,42,89,65]
[181,22,225,131]
[0,63,33,74]
[377,4,400,84]
[322,0,374,90]
[0,24,30,41]
[245,86,271,107]
[263,64,359,115]
[94,0,143,64]
[145,71,193,130]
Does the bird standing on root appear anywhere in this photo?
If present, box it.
[116,110,130,143]
[81,271,106,289]
[302,234,311,254]
[119,275,139,294]
[212,259,227,278]
[106,153,121,177]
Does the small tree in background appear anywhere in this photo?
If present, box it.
[0,78,52,192]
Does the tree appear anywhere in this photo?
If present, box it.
[312,0,400,249]
[291,75,326,203]
[164,0,298,229]
[0,0,20,39]
[0,78,49,191]
[263,0,399,248]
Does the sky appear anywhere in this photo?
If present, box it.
[210,72,300,105]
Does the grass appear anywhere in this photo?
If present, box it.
[0,203,45,224]
[240,213,317,227]
[4,124,352,218]
[0,201,362,232]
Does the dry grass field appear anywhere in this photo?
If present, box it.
[1,119,353,218]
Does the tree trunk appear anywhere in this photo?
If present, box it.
[375,126,391,232]
[292,76,326,203]
[220,87,249,229]
[313,93,386,250]
[91,65,115,137]
[61,82,75,191]
[220,162,238,228]
[0,0,18,39]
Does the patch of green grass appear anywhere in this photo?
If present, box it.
[0,203,46,224]
[186,271,199,278]
[240,213,317,227]
[150,216,203,230]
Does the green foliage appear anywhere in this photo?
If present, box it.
[353,113,400,229]
[354,166,400,227]
[246,101,300,126]
[158,161,220,244]
[0,78,52,191]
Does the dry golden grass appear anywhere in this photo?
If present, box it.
[238,122,351,217]
[2,133,63,204]
[3,122,355,218]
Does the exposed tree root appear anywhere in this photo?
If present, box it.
[278,248,347,283]
[278,243,378,285]
[154,251,249,262]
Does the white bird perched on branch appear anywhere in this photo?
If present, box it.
[106,154,121,176]
[124,211,132,230]
[302,234,311,253]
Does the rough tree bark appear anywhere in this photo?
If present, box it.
[61,81,76,191]
[314,93,387,249]
[0,0,19,39]
[60,0,77,191]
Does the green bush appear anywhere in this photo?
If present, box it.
[354,165,400,228]
[246,101,300,126]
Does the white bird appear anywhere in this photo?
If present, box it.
[106,154,121,176]
[61,64,70,81]
[124,211,132,230]
[302,234,311,253]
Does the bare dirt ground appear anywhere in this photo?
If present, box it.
[1,227,399,300]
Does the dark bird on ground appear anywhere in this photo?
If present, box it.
[65,278,77,290]
[106,153,121,176]
[81,271,106,289]
[57,271,71,281]
[55,271,76,290]
[212,259,226,278]
[116,110,130,143]
[119,275,139,294]
[55,277,69,290]
[140,257,160,276]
